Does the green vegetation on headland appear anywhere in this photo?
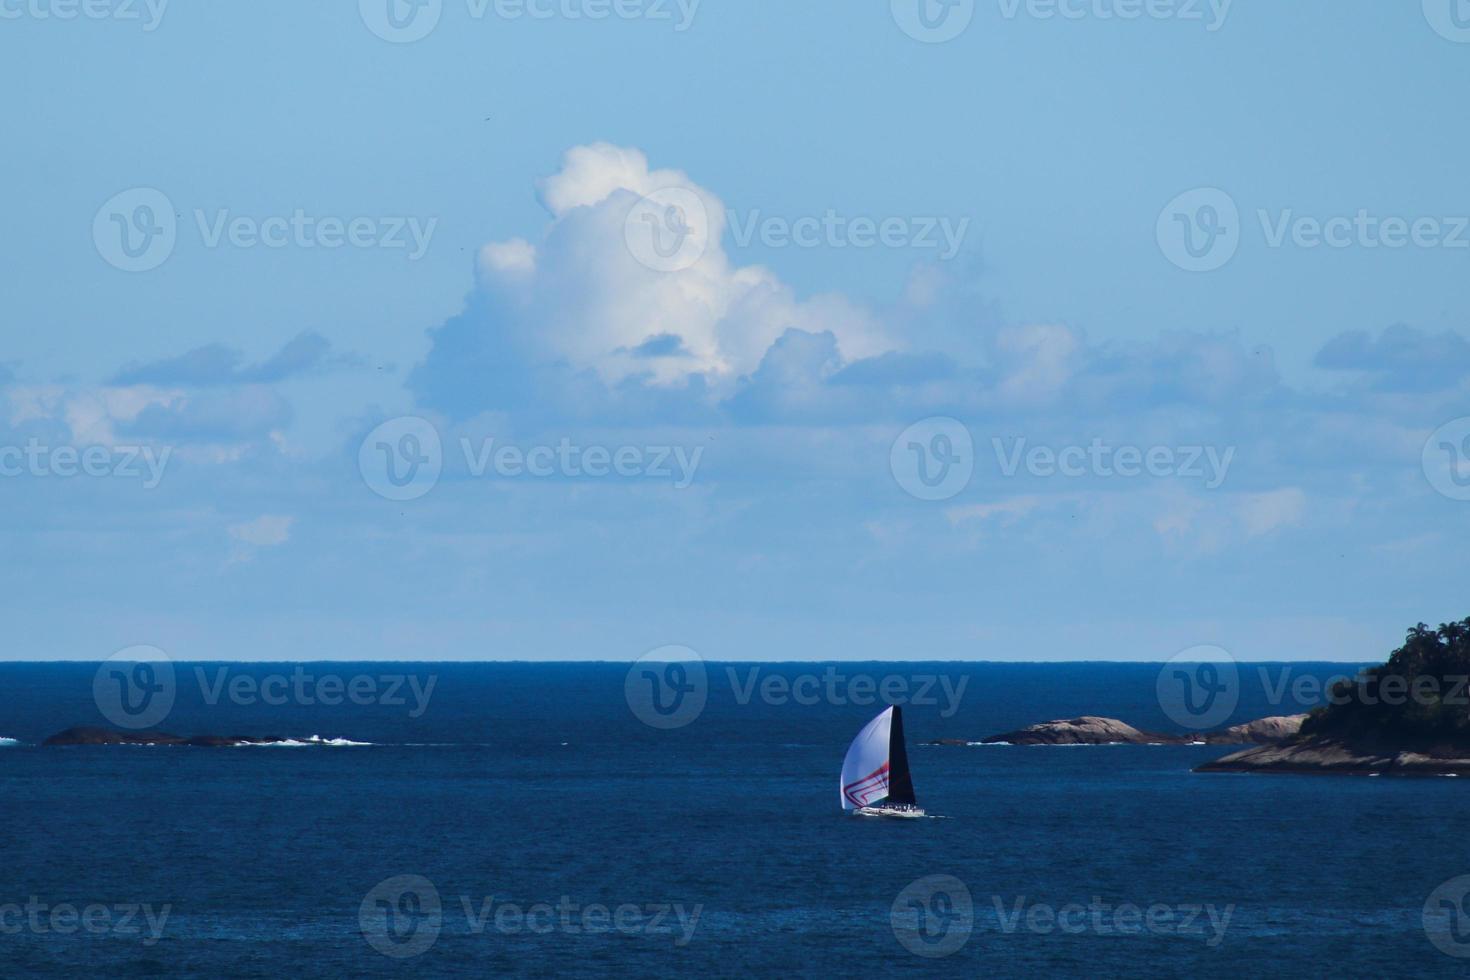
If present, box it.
[1299,618,1470,747]
[1199,617,1470,775]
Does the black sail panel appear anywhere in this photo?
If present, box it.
[885,705,917,805]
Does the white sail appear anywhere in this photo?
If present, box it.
[839,706,894,810]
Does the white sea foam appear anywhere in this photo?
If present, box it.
[240,735,373,748]
[303,735,372,746]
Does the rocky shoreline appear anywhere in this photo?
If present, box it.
[922,711,1470,777]
[1191,618,1470,776]
[1195,738,1470,776]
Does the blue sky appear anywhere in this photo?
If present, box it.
[2,0,1468,661]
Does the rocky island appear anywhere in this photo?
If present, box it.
[1198,618,1470,776]
[41,727,360,748]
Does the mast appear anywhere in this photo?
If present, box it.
[885,705,917,805]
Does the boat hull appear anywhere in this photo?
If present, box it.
[854,805,926,819]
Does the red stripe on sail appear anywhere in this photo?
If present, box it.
[843,762,890,806]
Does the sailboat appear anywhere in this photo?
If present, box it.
[840,705,926,818]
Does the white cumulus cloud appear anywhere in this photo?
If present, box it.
[228,515,294,549]
[474,142,890,387]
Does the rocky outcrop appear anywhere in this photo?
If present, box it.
[979,716,1184,745]
[1201,714,1308,745]
[45,726,293,747]
[1196,738,1470,776]
[44,727,186,746]
[928,713,1307,747]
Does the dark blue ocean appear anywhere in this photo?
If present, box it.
[2,661,1466,977]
